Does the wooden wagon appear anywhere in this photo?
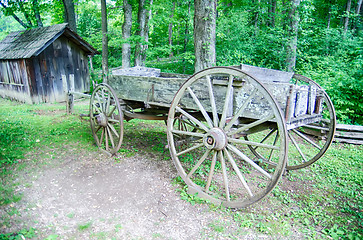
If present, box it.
[89,65,336,208]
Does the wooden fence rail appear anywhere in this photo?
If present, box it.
[333,124,363,145]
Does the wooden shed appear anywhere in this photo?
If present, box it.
[0,23,99,103]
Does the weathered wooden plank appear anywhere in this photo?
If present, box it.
[234,64,294,83]
[335,130,363,139]
[334,137,363,145]
[336,124,363,132]
[109,74,294,120]
[294,85,309,117]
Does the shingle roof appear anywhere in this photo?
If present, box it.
[0,23,99,60]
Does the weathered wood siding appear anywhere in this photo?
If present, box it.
[108,74,292,120]
[28,35,90,103]
[0,35,90,103]
[0,59,32,103]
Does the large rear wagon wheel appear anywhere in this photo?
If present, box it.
[285,74,336,170]
[245,74,336,170]
[90,83,124,155]
[167,67,288,208]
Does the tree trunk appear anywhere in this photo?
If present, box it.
[32,0,43,27]
[62,0,77,32]
[101,0,108,83]
[353,0,362,31]
[268,0,277,27]
[253,0,261,32]
[285,0,301,72]
[344,0,352,33]
[194,0,216,73]
[134,0,152,66]
[168,1,176,58]
[327,4,332,29]
[122,0,132,68]
[184,2,191,54]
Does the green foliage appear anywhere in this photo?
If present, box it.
[0,228,37,240]
[1,0,361,124]
[297,28,363,124]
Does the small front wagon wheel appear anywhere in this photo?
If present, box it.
[167,67,288,208]
[90,83,124,155]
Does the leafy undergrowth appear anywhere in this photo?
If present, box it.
[0,98,362,239]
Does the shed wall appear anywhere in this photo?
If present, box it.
[0,35,91,103]
[0,59,32,103]
[28,35,90,103]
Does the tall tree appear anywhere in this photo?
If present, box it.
[353,0,363,31]
[122,0,132,68]
[101,0,108,83]
[194,0,216,72]
[168,1,176,58]
[62,0,76,32]
[268,0,277,27]
[343,0,352,33]
[134,0,152,66]
[285,0,301,71]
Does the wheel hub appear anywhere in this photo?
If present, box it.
[96,113,108,127]
[203,128,228,150]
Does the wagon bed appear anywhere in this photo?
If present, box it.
[89,65,336,208]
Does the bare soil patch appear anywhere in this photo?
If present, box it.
[2,144,270,239]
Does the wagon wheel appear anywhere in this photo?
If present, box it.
[90,83,124,155]
[167,67,288,208]
[245,74,336,170]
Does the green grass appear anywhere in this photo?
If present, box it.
[0,98,362,239]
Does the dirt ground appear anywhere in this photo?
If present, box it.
[1,143,274,240]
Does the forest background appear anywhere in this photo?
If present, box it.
[0,0,362,125]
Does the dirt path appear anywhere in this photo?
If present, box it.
[3,144,266,239]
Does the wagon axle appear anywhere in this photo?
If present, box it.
[203,128,228,151]
[96,113,108,127]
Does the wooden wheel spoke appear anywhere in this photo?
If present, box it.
[219,151,230,201]
[108,122,120,138]
[206,75,219,127]
[176,143,204,157]
[95,125,102,134]
[108,105,116,117]
[95,91,104,112]
[92,103,102,113]
[224,149,253,197]
[171,129,205,138]
[228,114,275,136]
[205,151,217,192]
[108,118,120,123]
[268,132,279,162]
[187,149,211,178]
[291,128,321,150]
[253,128,277,151]
[225,88,258,131]
[175,106,209,132]
[99,128,105,146]
[228,137,280,150]
[219,74,234,128]
[227,144,272,179]
[105,127,109,150]
[106,126,115,149]
[105,93,111,114]
[187,87,213,128]
[178,117,203,132]
[288,132,307,162]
